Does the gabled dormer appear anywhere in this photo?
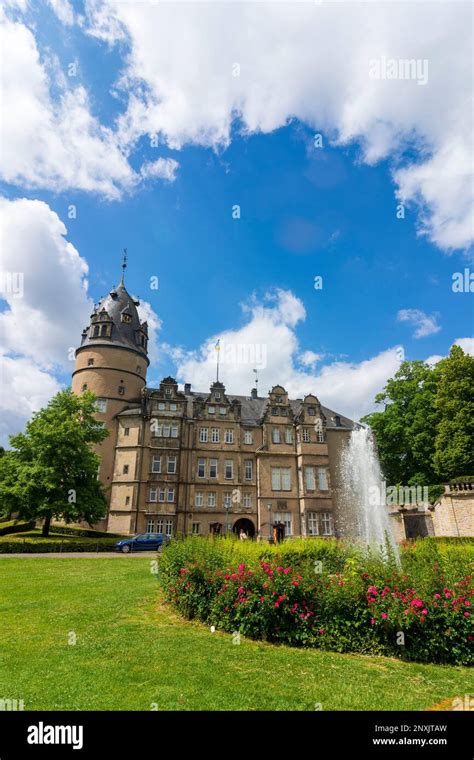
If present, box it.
[266,385,291,419]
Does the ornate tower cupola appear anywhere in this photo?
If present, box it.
[79,281,148,358]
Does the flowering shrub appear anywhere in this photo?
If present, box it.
[159,537,473,665]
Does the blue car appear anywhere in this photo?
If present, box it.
[115,532,168,553]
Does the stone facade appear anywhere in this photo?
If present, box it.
[431,483,474,537]
[72,276,355,538]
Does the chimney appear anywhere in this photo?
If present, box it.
[251,388,258,399]
[184,383,191,394]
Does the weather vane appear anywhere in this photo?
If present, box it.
[121,248,128,284]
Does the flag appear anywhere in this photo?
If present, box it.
[215,339,220,351]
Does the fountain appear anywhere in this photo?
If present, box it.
[339,426,399,560]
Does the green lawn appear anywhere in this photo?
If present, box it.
[0,557,472,711]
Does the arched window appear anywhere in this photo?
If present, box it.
[100,324,108,336]
[93,325,100,337]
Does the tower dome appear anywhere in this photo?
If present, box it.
[80,281,149,360]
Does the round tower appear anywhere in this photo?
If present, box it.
[72,270,149,506]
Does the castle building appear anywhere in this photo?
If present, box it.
[72,272,357,539]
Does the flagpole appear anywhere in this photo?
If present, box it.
[216,345,220,382]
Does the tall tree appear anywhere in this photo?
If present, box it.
[0,390,108,536]
[363,346,474,486]
[434,345,474,480]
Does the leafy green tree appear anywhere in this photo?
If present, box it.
[434,345,474,479]
[363,346,474,486]
[0,390,108,536]
[362,360,439,485]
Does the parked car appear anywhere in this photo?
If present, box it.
[115,533,168,553]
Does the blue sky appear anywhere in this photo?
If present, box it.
[0,0,472,445]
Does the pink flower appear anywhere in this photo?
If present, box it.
[319,627,325,634]
[277,566,283,573]
[367,586,378,596]
[237,586,245,594]
[464,612,470,617]
[274,602,280,608]
[434,593,440,599]
[422,609,428,616]
[465,601,471,607]
[292,581,299,587]
[404,609,409,615]
[381,613,388,620]
[283,567,291,575]
[370,618,375,625]
[238,563,245,573]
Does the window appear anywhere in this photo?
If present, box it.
[271,467,291,491]
[159,488,166,503]
[302,428,310,442]
[272,428,281,444]
[165,520,173,537]
[321,512,333,536]
[197,458,206,478]
[154,423,163,437]
[244,460,253,481]
[285,428,293,444]
[125,496,130,506]
[308,406,316,416]
[95,398,107,413]
[207,492,216,507]
[93,326,99,337]
[223,492,232,508]
[118,385,125,395]
[192,523,200,535]
[158,402,165,411]
[164,388,172,398]
[170,403,177,411]
[225,429,233,444]
[318,467,328,491]
[209,459,218,478]
[208,405,215,414]
[244,431,253,444]
[167,456,177,474]
[272,407,278,415]
[316,429,325,443]
[124,427,130,437]
[211,428,220,443]
[214,392,221,401]
[199,428,208,443]
[275,511,292,536]
[151,455,161,473]
[305,466,316,491]
[147,519,155,532]
[167,488,175,503]
[171,425,179,438]
[123,464,129,475]
[163,424,170,438]
[88,358,94,366]
[308,512,319,536]
[219,407,227,415]
[276,395,283,403]
[224,460,233,480]
[149,487,158,503]
[243,494,251,508]
[156,519,164,533]
[82,384,88,391]
[195,492,204,507]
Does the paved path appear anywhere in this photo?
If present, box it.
[0,551,160,558]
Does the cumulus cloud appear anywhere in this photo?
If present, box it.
[139,158,179,183]
[0,197,93,368]
[82,0,473,252]
[397,308,441,339]
[0,12,176,197]
[0,352,62,448]
[164,289,402,421]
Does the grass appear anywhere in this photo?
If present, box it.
[0,557,472,711]
[0,529,119,552]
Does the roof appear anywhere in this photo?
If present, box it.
[78,282,148,360]
[117,389,356,429]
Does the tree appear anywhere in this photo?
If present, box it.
[362,360,439,485]
[362,346,474,486]
[434,345,474,479]
[0,390,109,536]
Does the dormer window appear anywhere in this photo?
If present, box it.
[93,325,100,337]
[88,359,94,366]
[214,392,221,401]
[308,406,316,416]
[121,314,132,324]
[165,388,172,398]
[276,396,283,403]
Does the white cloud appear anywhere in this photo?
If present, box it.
[452,337,474,356]
[0,13,175,198]
[166,289,402,421]
[0,352,62,448]
[397,308,441,339]
[47,0,74,26]
[299,350,323,369]
[136,299,162,365]
[83,0,473,251]
[140,158,179,182]
[0,197,92,368]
